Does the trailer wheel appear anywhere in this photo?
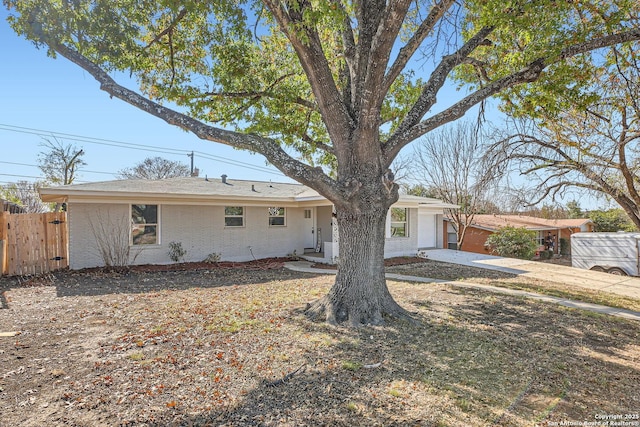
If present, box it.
[607,267,628,276]
[590,266,606,272]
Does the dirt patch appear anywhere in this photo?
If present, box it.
[1,260,639,426]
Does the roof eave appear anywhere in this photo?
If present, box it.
[39,189,309,206]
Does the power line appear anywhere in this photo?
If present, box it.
[0,123,285,176]
[0,160,115,177]
[0,161,38,168]
[0,173,43,179]
[0,124,188,155]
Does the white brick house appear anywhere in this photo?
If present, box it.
[40,176,456,270]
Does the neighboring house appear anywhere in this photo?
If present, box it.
[444,214,594,255]
[39,176,457,270]
[1,198,26,214]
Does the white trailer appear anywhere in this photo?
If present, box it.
[571,232,640,276]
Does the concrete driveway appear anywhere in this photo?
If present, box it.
[423,249,640,301]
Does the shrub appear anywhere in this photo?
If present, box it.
[485,226,537,260]
[168,241,187,263]
[89,211,141,268]
[203,253,221,263]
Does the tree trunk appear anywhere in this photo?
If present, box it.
[305,202,412,326]
[615,198,640,231]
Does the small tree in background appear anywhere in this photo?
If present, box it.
[117,157,191,180]
[411,121,505,250]
[589,209,638,232]
[37,137,85,185]
[566,201,584,219]
[489,44,640,228]
[0,181,49,213]
[37,137,86,211]
[485,226,537,260]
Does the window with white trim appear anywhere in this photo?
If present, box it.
[390,208,408,237]
[131,204,159,245]
[224,206,244,227]
[268,207,286,226]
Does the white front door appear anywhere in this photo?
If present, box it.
[303,208,315,249]
[417,210,436,248]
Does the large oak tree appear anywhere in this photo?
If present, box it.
[6,0,640,325]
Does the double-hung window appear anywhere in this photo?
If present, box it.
[131,204,159,245]
[225,207,244,227]
[390,208,408,237]
[268,207,286,226]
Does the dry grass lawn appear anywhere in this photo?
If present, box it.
[0,260,638,426]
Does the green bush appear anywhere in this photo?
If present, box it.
[559,237,569,255]
[485,226,537,260]
[588,209,637,232]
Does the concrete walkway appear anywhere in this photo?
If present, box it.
[423,249,640,300]
[283,258,640,322]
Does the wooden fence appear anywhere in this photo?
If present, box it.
[0,211,68,276]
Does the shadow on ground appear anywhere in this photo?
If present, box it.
[102,286,640,426]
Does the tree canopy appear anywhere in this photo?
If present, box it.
[492,41,640,228]
[117,156,191,180]
[37,137,85,186]
[588,208,638,232]
[0,180,49,213]
[6,1,639,191]
[5,0,640,325]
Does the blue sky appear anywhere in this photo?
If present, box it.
[0,8,289,186]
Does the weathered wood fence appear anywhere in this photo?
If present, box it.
[0,211,68,276]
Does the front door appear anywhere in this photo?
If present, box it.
[303,208,315,250]
[417,210,436,248]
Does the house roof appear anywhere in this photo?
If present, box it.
[39,176,458,209]
[446,214,592,231]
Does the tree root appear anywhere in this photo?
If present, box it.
[304,295,415,326]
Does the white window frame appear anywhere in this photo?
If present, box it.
[390,207,409,238]
[268,207,286,227]
[131,204,160,245]
[224,206,245,227]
